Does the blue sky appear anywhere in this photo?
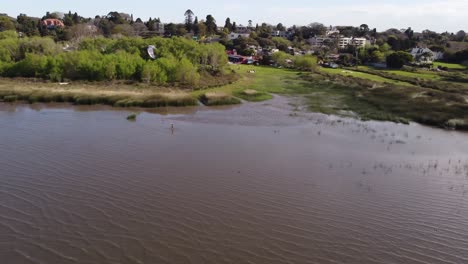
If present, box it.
[3,0,467,32]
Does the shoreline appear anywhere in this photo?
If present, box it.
[1,64,468,131]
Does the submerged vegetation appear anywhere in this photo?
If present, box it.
[199,92,241,106]
[126,113,137,121]
[233,89,273,102]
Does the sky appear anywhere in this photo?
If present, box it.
[2,0,467,33]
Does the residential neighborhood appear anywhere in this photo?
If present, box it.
[0,9,467,71]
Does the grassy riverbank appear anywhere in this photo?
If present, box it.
[0,79,198,107]
[1,64,468,130]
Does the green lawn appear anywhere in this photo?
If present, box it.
[434,62,467,70]
[356,66,441,80]
[320,67,413,86]
[191,65,310,101]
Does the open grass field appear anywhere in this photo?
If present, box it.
[356,66,441,81]
[319,67,414,86]
[434,62,467,70]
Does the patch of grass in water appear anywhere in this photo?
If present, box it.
[233,89,273,102]
[299,73,468,128]
[199,92,241,106]
[126,113,137,121]
[3,95,17,102]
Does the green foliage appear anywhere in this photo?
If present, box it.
[0,35,230,84]
[199,92,241,106]
[0,37,20,62]
[0,16,16,31]
[126,113,137,121]
[9,53,49,78]
[0,30,18,40]
[386,51,414,69]
[293,55,317,71]
[16,14,40,37]
[18,37,60,59]
[271,51,293,67]
[141,61,167,84]
[113,51,144,79]
[176,58,200,85]
[271,37,291,52]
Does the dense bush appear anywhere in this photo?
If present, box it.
[0,33,229,84]
[294,55,317,71]
[386,51,414,69]
[271,51,318,71]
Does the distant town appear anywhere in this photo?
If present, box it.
[1,10,467,69]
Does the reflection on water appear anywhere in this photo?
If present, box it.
[1,100,468,264]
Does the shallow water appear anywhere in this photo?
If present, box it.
[1,99,468,264]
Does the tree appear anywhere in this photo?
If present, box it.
[195,21,207,37]
[224,17,232,32]
[386,51,413,68]
[16,14,40,36]
[72,12,80,24]
[193,17,200,35]
[258,23,271,38]
[205,15,217,36]
[248,20,253,28]
[176,24,187,36]
[359,24,369,31]
[309,23,327,37]
[184,9,194,32]
[106,12,126,24]
[164,23,177,36]
[111,24,136,36]
[405,27,414,39]
[276,23,285,31]
[232,22,237,32]
[272,37,291,52]
[456,30,466,42]
[42,11,58,20]
[68,24,99,42]
[370,50,385,62]
[132,22,148,36]
[0,16,15,31]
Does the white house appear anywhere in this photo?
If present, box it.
[326,26,340,36]
[410,47,443,64]
[309,36,367,49]
[309,36,333,47]
[271,30,288,38]
[338,37,367,49]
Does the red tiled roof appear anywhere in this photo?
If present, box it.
[41,19,65,28]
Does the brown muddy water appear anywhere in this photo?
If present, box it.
[1,98,468,264]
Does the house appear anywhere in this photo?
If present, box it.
[271,30,288,38]
[326,26,340,36]
[410,47,443,64]
[338,37,367,49]
[41,19,65,29]
[235,25,250,34]
[309,36,333,47]
[228,33,250,40]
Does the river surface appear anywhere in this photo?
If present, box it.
[1,98,468,264]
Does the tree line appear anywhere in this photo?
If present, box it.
[0,30,227,84]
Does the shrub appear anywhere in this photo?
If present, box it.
[294,55,317,71]
[386,51,414,69]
